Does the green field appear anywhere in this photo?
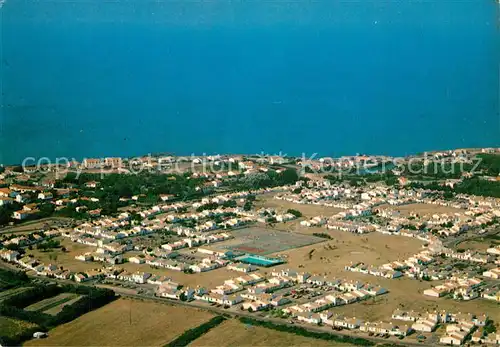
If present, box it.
[0,316,39,340]
[0,286,33,302]
[24,293,81,314]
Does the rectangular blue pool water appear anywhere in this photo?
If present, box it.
[237,255,284,267]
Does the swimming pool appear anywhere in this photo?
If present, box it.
[237,255,284,267]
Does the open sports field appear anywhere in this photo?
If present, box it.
[190,318,353,347]
[219,227,324,255]
[25,298,214,347]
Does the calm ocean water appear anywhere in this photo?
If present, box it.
[1,0,498,164]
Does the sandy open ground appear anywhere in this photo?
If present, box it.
[270,227,500,323]
[27,237,98,273]
[271,227,424,274]
[121,262,237,288]
[191,318,353,347]
[25,298,214,346]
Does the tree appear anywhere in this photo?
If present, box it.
[287,209,303,218]
[243,201,252,211]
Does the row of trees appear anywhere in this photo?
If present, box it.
[238,317,374,346]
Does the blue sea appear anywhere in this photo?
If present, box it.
[1,0,498,164]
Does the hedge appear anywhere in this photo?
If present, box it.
[166,316,226,347]
[238,317,375,346]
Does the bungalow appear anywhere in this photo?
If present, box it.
[335,316,363,330]
[128,256,145,264]
[83,158,102,168]
[227,263,257,273]
[482,268,500,279]
[88,209,102,217]
[242,300,269,312]
[212,283,244,295]
[440,332,467,346]
[74,253,93,262]
[364,285,388,296]
[392,309,421,322]
[412,316,438,333]
[423,286,451,298]
[38,192,53,200]
[486,246,500,256]
[0,197,13,206]
[131,272,151,284]
[269,295,291,307]
[0,250,19,262]
[0,187,12,197]
[13,209,37,220]
[196,293,243,307]
[159,194,175,202]
[296,312,322,325]
[85,181,99,188]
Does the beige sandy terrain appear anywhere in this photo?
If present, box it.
[121,262,236,288]
[27,237,98,273]
[25,298,214,347]
[270,227,500,322]
[271,227,424,274]
[191,318,353,347]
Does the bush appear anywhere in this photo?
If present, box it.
[312,233,332,239]
[287,209,303,218]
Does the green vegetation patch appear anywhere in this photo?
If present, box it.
[25,293,80,313]
[166,316,226,347]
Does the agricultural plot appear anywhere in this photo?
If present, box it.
[24,293,81,314]
[0,286,33,302]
